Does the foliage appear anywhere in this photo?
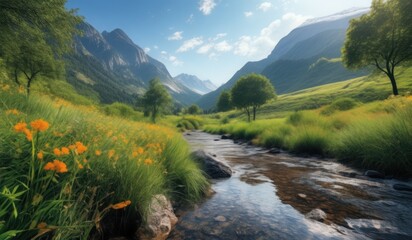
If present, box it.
[142,78,172,123]
[0,83,208,239]
[216,90,232,112]
[0,0,83,95]
[231,73,276,121]
[342,0,412,96]
[176,116,203,131]
[102,102,143,120]
[187,104,202,115]
[321,97,360,115]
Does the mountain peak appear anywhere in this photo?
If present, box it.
[301,7,369,27]
[174,73,217,95]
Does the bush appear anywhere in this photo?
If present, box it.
[321,98,359,115]
[288,126,331,155]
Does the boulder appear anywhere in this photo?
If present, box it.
[305,209,327,222]
[136,195,178,240]
[393,184,412,192]
[221,134,232,140]
[191,150,232,179]
[364,170,384,179]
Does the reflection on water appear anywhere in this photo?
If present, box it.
[168,131,412,240]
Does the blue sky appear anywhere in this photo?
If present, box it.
[66,0,372,86]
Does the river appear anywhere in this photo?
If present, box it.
[168,131,412,240]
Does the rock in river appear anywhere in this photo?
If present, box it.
[136,195,178,240]
[221,134,232,139]
[364,170,384,179]
[305,209,327,222]
[191,150,232,179]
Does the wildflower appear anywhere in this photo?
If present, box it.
[95,150,102,156]
[6,109,20,115]
[78,163,84,169]
[14,122,27,132]
[23,128,32,141]
[111,200,131,210]
[68,144,76,150]
[83,158,88,163]
[108,149,115,159]
[43,160,68,173]
[2,84,10,91]
[37,151,44,160]
[137,147,144,154]
[144,158,153,165]
[61,147,70,155]
[43,162,55,171]
[53,148,62,157]
[37,222,48,229]
[30,119,49,132]
[75,141,87,154]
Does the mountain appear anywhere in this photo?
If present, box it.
[174,74,217,95]
[66,22,201,105]
[197,8,370,110]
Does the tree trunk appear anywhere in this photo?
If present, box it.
[387,72,399,96]
[14,68,20,85]
[253,106,257,121]
[245,108,251,122]
[27,78,32,96]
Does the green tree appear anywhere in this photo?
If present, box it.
[187,104,202,115]
[342,0,412,96]
[231,74,276,122]
[0,0,82,95]
[216,90,232,112]
[142,78,172,123]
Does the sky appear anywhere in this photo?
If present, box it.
[66,0,372,86]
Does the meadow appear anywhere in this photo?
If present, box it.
[0,82,208,239]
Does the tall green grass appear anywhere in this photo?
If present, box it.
[0,83,208,239]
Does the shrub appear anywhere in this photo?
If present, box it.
[288,126,331,155]
[321,98,359,115]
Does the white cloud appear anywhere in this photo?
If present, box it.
[187,14,194,23]
[144,47,151,53]
[168,55,183,66]
[199,0,216,15]
[234,12,308,58]
[168,31,183,41]
[258,2,272,12]
[212,33,227,41]
[154,45,159,50]
[214,41,232,52]
[244,11,253,17]
[161,50,168,55]
[177,37,204,52]
[197,44,214,54]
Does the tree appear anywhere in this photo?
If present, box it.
[231,74,276,122]
[0,0,82,95]
[216,90,232,112]
[142,78,172,123]
[187,104,202,115]
[342,0,412,96]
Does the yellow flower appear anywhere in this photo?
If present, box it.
[14,122,27,132]
[37,151,44,160]
[30,119,49,132]
[61,147,70,155]
[95,150,102,156]
[108,149,115,159]
[53,148,62,157]
[111,200,131,210]
[137,147,144,155]
[144,158,153,165]
[6,109,20,115]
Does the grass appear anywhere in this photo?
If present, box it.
[204,95,412,176]
[0,82,208,239]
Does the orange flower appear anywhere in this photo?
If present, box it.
[111,200,131,210]
[14,122,27,132]
[43,160,68,173]
[23,128,32,141]
[53,148,62,157]
[78,163,84,169]
[30,119,49,132]
[61,147,70,155]
[144,158,153,165]
[75,142,87,154]
[37,151,44,160]
[68,144,76,150]
[137,147,144,154]
[95,150,102,156]
[108,149,115,159]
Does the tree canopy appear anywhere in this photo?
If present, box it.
[216,90,232,112]
[0,0,82,95]
[231,73,276,121]
[187,104,202,115]
[142,78,172,123]
[342,0,412,96]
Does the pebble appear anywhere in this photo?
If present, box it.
[214,215,227,222]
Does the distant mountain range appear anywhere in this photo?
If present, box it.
[66,22,201,105]
[174,74,217,95]
[197,8,370,110]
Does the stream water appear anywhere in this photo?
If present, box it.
[168,131,412,240]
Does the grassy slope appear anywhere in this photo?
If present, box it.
[0,78,208,239]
